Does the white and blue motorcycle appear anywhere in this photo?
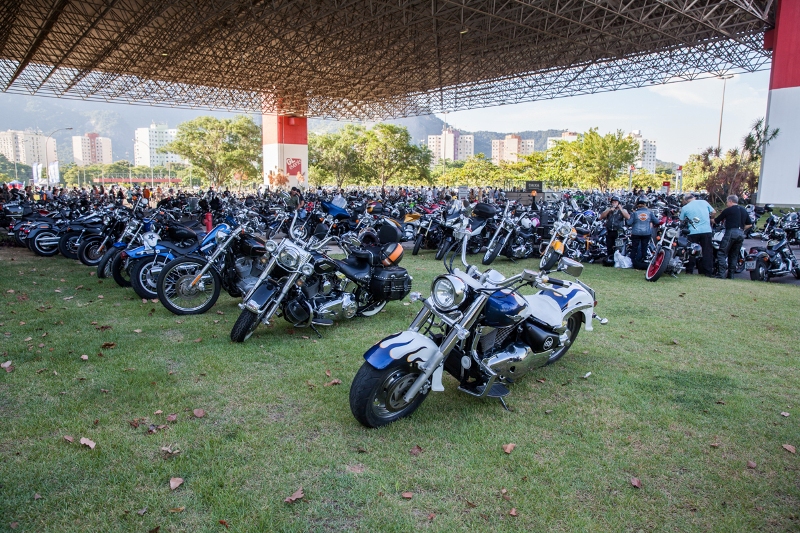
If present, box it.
[349,216,607,428]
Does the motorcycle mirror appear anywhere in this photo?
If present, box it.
[522,269,537,282]
[558,257,584,277]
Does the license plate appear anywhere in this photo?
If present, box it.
[745,260,756,270]
[615,238,624,248]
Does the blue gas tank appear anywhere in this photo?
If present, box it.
[484,289,528,327]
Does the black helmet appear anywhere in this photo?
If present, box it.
[636,195,648,206]
[610,195,620,203]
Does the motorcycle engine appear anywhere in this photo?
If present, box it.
[234,257,261,295]
[316,293,358,321]
[510,237,530,258]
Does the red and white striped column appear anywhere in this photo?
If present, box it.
[758,0,800,206]
[262,113,308,190]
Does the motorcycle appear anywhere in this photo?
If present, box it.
[539,204,576,271]
[230,214,412,342]
[645,220,702,281]
[411,213,442,256]
[482,203,540,265]
[349,220,606,428]
[746,228,800,282]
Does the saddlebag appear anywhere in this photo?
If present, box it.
[473,202,498,219]
[369,266,412,301]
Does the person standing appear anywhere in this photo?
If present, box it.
[628,196,658,269]
[679,193,716,276]
[599,195,630,257]
[714,194,751,279]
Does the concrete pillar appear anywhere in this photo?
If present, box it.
[262,113,308,190]
[758,0,800,206]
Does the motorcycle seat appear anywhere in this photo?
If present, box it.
[335,256,372,282]
[158,241,200,254]
[351,247,383,266]
[576,227,590,236]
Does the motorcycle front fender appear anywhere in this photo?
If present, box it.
[363,331,444,391]
[244,282,279,313]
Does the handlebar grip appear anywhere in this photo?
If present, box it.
[548,277,566,287]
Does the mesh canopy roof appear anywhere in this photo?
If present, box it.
[0,0,775,119]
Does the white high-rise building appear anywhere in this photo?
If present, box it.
[134,123,185,167]
[546,131,579,150]
[0,130,57,167]
[72,133,112,166]
[491,134,536,165]
[630,130,657,174]
[427,127,474,167]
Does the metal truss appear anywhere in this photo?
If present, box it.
[0,0,774,120]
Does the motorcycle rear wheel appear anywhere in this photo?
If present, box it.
[111,252,132,287]
[156,256,221,315]
[130,256,169,299]
[645,249,671,282]
[539,248,560,271]
[750,263,769,282]
[96,248,119,279]
[349,361,430,428]
[547,313,582,365]
[230,309,260,342]
[30,229,60,257]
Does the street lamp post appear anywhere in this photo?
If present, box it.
[717,74,734,153]
[44,127,73,186]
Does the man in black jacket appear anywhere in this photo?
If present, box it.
[714,194,752,279]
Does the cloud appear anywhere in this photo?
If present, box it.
[647,82,713,106]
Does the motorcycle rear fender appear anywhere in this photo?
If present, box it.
[363,331,444,392]
[535,286,595,332]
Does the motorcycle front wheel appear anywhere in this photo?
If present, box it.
[96,248,120,278]
[412,234,423,256]
[77,237,105,266]
[749,263,769,282]
[539,247,560,271]
[349,361,430,428]
[482,238,503,265]
[29,229,60,257]
[58,232,81,259]
[435,237,452,261]
[157,256,221,315]
[130,256,169,299]
[110,252,132,287]
[230,309,260,342]
[645,248,671,282]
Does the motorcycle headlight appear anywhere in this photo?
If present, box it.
[557,224,571,237]
[278,247,300,269]
[665,228,677,239]
[300,263,314,276]
[265,240,278,254]
[431,275,466,311]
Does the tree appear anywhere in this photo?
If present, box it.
[161,115,261,188]
[360,124,431,189]
[443,154,500,187]
[308,125,366,188]
[0,153,32,182]
[560,129,639,191]
[683,118,779,203]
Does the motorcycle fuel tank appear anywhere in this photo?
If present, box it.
[484,290,528,327]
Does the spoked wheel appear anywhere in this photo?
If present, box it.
[349,361,430,428]
[96,248,120,279]
[156,256,221,315]
[77,238,105,266]
[230,309,260,342]
[467,236,483,255]
[547,313,583,365]
[435,237,452,261]
[355,288,386,317]
[130,256,170,299]
[482,239,503,265]
[645,248,670,282]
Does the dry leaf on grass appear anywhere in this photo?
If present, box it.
[148,527,159,533]
[324,379,342,386]
[284,487,304,503]
[169,477,184,490]
[1,361,12,369]
[427,513,435,520]
[137,507,147,516]
[63,435,74,443]
[193,409,205,418]
[133,329,142,333]
[325,370,331,377]
[781,412,790,417]
[783,444,796,454]
[169,507,185,513]
[346,464,365,474]
[631,477,642,488]
[166,414,178,422]
[193,338,202,343]
[219,520,230,529]
[101,342,116,349]
[34,493,42,500]
[509,508,518,516]
[154,410,163,415]
[410,445,423,456]
[747,461,757,469]
[79,437,96,449]
[401,492,413,499]
[80,355,88,361]
[502,443,516,454]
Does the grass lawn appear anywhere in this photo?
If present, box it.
[1,245,798,532]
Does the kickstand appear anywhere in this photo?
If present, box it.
[310,323,323,339]
[508,257,517,264]
[499,397,510,411]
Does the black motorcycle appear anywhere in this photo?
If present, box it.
[746,228,800,282]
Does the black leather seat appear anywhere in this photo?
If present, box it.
[159,241,200,254]
[351,247,382,266]
[335,256,372,282]
[576,227,590,236]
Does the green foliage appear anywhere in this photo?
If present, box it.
[434,154,499,188]
[308,125,366,188]
[359,123,432,188]
[0,153,32,182]
[161,115,261,187]
[559,129,640,191]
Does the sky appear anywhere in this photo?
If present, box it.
[438,70,772,164]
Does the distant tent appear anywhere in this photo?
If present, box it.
[8,180,23,189]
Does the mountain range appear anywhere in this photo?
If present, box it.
[0,93,676,169]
